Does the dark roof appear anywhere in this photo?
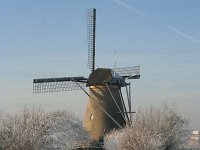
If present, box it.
[87,68,124,86]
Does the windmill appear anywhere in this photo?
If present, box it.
[33,8,140,141]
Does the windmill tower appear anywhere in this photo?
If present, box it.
[33,8,140,141]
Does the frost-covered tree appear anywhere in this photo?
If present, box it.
[104,104,189,150]
[0,108,90,150]
[0,108,48,150]
[36,110,90,150]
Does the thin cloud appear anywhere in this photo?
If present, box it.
[111,0,155,21]
[111,0,200,45]
[166,25,200,44]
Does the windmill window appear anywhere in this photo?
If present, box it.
[90,114,94,121]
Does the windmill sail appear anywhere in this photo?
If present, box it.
[33,77,87,93]
[86,8,96,72]
[114,66,140,79]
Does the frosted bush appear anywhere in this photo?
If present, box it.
[0,108,48,150]
[36,110,90,150]
[105,104,189,150]
[0,108,90,150]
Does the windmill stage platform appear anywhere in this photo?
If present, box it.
[74,141,104,150]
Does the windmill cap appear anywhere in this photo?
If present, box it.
[87,68,125,86]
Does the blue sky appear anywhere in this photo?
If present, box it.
[0,0,200,129]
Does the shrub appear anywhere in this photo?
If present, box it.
[36,110,90,150]
[104,104,189,150]
[0,108,90,150]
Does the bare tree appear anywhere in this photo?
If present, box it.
[105,104,189,150]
